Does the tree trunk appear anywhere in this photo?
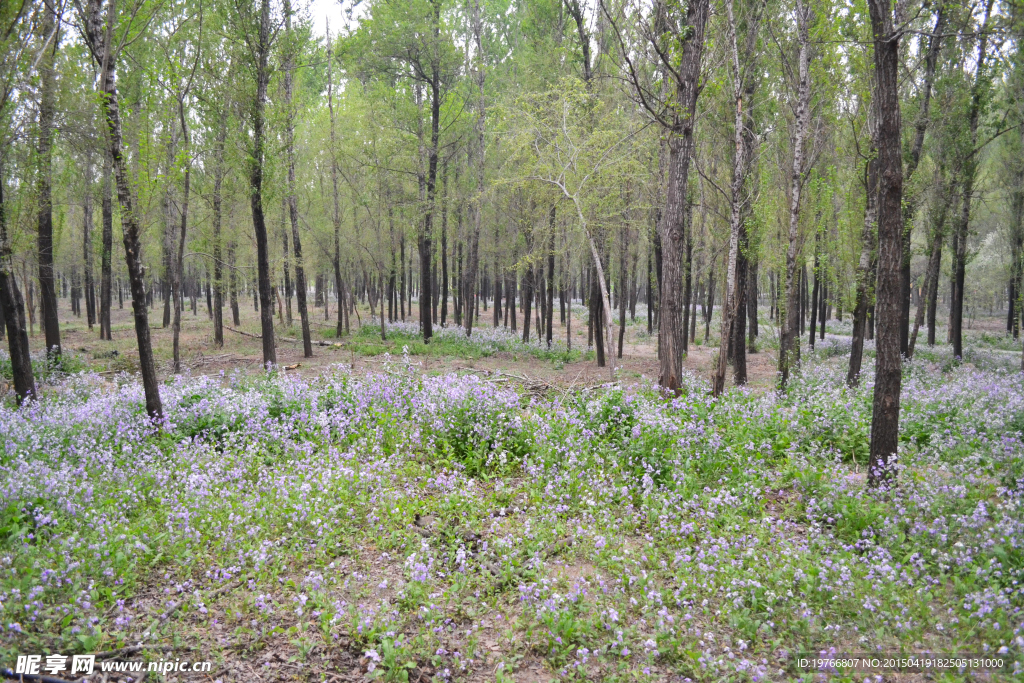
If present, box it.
[172,100,192,374]
[211,105,227,348]
[284,0,311,357]
[441,162,449,326]
[0,165,35,403]
[82,0,161,418]
[809,241,819,350]
[161,117,177,330]
[866,0,905,487]
[83,155,96,329]
[657,0,709,394]
[99,153,113,340]
[327,28,345,339]
[618,221,626,358]
[849,93,880,387]
[778,0,811,389]
[909,203,946,358]
[280,200,292,327]
[950,0,994,361]
[714,0,759,394]
[900,3,946,355]
[248,0,277,366]
[548,207,556,348]
[747,258,758,350]
[522,260,534,343]
[37,1,61,359]
[228,242,240,326]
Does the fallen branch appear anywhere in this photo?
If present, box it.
[225,326,261,339]
[225,326,344,348]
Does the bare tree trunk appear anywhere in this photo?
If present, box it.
[747,258,758,350]
[99,153,113,340]
[778,0,811,390]
[464,0,486,338]
[909,209,946,358]
[83,155,96,329]
[900,2,945,355]
[714,0,759,394]
[161,118,177,330]
[283,0,311,356]
[809,237,819,350]
[327,27,345,339]
[441,162,449,326]
[522,244,534,344]
[82,0,161,418]
[548,207,556,348]
[0,164,35,403]
[228,241,240,326]
[866,0,905,487]
[37,0,61,359]
[280,200,292,327]
[172,99,192,374]
[618,220,626,357]
[248,0,277,366]
[950,0,994,361]
[656,0,709,394]
[848,139,878,387]
[212,105,227,348]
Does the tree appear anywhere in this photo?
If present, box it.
[235,0,277,366]
[778,0,812,390]
[865,0,904,487]
[605,0,711,394]
[283,0,311,357]
[37,0,62,359]
[80,0,162,419]
[713,0,763,395]
[949,0,996,361]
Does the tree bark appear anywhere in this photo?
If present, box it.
[82,0,161,418]
[441,162,449,326]
[228,241,240,326]
[99,152,113,340]
[809,239,819,350]
[714,0,759,394]
[849,95,879,387]
[908,199,947,358]
[37,0,61,358]
[747,258,758,350]
[866,0,904,487]
[247,0,276,366]
[172,99,192,374]
[284,0,311,356]
[778,0,812,389]
[0,164,35,403]
[656,0,709,394]
[326,27,345,339]
[548,207,556,348]
[212,104,227,348]
[83,154,97,329]
[465,0,486,338]
[900,2,945,355]
[950,0,994,361]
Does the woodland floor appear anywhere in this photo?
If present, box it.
[29,298,805,389]
[1,299,1022,683]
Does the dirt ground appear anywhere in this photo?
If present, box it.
[30,298,788,391]
[21,295,1017,394]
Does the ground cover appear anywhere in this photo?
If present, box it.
[1,342,1022,682]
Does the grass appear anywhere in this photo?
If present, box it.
[344,319,585,365]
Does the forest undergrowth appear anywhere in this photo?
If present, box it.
[0,344,1022,682]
